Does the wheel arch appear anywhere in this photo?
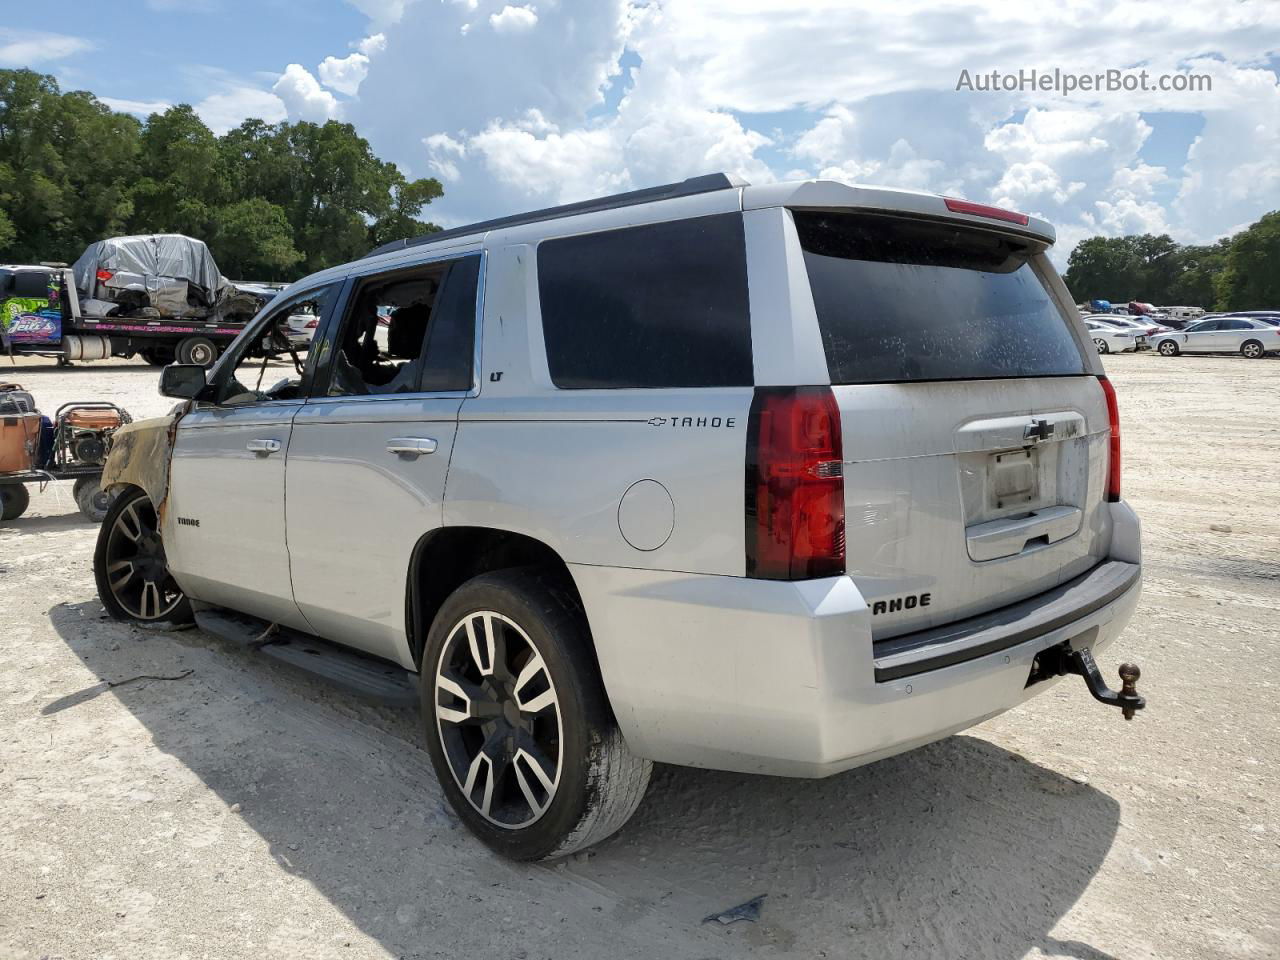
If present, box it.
[405,526,598,676]
[99,414,180,510]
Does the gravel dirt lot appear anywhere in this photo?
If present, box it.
[1,352,1277,959]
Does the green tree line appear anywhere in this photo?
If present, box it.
[1062,212,1280,311]
[0,68,441,281]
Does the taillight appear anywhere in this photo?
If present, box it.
[304,318,319,329]
[943,197,1030,226]
[1099,376,1121,502]
[745,386,846,580]
[95,269,114,283]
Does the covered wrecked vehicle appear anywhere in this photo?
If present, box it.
[71,234,267,323]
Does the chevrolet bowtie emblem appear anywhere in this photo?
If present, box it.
[1024,418,1055,442]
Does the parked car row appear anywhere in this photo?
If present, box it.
[1077,301,1225,330]
[1082,310,1280,358]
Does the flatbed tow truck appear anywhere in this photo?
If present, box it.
[1,264,282,367]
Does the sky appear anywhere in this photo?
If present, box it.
[3,1,1279,265]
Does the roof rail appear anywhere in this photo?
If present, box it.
[365,172,748,258]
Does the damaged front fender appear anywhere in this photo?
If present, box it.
[100,411,182,510]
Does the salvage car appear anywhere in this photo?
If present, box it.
[93,174,1146,861]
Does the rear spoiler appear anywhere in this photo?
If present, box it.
[743,180,1056,246]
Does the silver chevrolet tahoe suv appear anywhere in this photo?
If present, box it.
[94,174,1144,861]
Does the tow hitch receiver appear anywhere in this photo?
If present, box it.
[1029,645,1146,719]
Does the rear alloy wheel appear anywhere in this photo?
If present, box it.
[73,476,115,522]
[422,569,651,861]
[1241,339,1265,359]
[0,483,30,521]
[436,610,565,829]
[1157,339,1179,357]
[93,488,192,624]
[176,336,217,367]
[1093,337,1109,354]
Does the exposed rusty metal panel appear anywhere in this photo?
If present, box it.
[100,412,181,510]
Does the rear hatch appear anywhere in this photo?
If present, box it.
[792,210,1112,638]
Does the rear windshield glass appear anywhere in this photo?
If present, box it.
[537,213,752,389]
[794,211,1087,384]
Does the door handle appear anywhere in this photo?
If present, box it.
[387,437,438,457]
[246,438,282,455]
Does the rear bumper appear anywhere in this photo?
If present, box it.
[872,560,1139,681]
[573,500,1142,778]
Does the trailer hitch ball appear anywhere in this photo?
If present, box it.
[1067,647,1146,720]
[1118,662,1141,720]
[1030,644,1147,719]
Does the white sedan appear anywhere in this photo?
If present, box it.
[1153,316,1280,358]
[1084,313,1171,343]
[1084,319,1143,353]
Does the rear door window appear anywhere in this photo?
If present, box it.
[794,211,1088,384]
[537,214,752,389]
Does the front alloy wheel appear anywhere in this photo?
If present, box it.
[94,489,192,623]
[1093,337,1109,354]
[1158,339,1179,356]
[434,611,563,828]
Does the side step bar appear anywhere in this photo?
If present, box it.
[193,607,419,707]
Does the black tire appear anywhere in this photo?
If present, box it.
[141,349,171,367]
[1157,339,1179,357]
[1093,337,1109,354]
[421,568,651,861]
[93,487,193,625]
[73,476,115,522]
[176,336,218,367]
[1241,339,1265,360]
[0,483,30,521]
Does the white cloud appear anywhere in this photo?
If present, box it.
[99,96,172,117]
[315,32,386,97]
[195,87,287,135]
[424,132,468,180]
[470,122,622,198]
[272,64,342,123]
[982,109,1175,260]
[318,52,370,96]
[0,29,92,67]
[335,0,1280,262]
[489,4,538,33]
[1174,62,1280,242]
[792,105,857,167]
[357,33,387,56]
